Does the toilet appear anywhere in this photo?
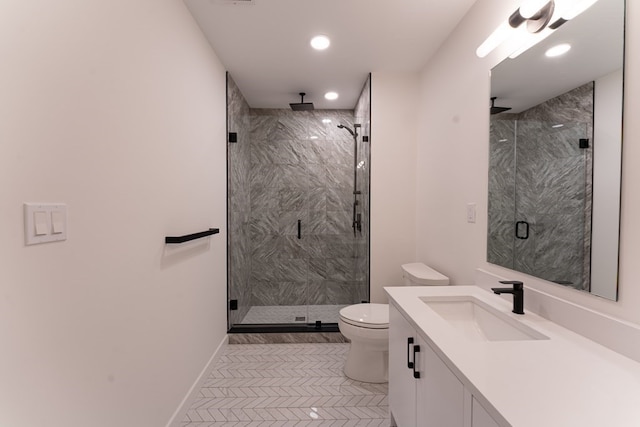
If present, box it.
[338,262,450,383]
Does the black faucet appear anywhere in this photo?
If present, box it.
[491,280,524,315]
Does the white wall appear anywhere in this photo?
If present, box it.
[416,0,640,325]
[0,1,228,426]
[370,72,419,303]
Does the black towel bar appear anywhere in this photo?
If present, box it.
[165,228,219,244]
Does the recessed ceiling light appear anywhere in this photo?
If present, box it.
[324,91,338,101]
[322,118,332,124]
[545,43,571,58]
[310,35,330,50]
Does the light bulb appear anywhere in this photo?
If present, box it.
[519,0,551,18]
[563,0,599,20]
[310,35,330,50]
[324,91,338,101]
[545,43,571,57]
[476,21,512,58]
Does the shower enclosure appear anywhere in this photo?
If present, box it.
[227,74,371,331]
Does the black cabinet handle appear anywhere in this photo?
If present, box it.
[407,337,414,369]
[297,220,301,239]
[516,221,529,240]
[413,345,421,379]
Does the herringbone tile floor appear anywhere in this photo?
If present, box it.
[180,343,390,426]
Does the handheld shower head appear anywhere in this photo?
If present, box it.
[337,124,356,137]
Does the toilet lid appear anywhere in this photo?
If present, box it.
[402,262,450,285]
[339,303,389,329]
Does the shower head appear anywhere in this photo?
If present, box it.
[337,124,356,137]
[490,97,511,115]
[290,92,314,111]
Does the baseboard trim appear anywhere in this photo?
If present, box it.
[165,334,228,427]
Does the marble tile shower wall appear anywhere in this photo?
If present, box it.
[249,109,366,307]
[227,75,252,326]
[489,83,593,290]
[353,76,371,302]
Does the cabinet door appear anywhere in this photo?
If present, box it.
[416,335,465,427]
[389,303,417,427]
[472,397,501,427]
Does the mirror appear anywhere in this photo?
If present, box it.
[487,0,624,300]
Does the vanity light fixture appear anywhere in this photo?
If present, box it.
[560,0,600,20]
[476,0,600,59]
[519,0,552,18]
[310,35,330,50]
[324,91,339,100]
[545,43,571,57]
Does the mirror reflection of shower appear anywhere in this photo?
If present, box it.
[338,123,362,236]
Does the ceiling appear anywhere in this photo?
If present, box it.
[491,0,624,114]
[184,0,477,109]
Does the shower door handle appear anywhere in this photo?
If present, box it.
[297,220,301,239]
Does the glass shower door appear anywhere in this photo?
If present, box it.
[226,72,371,331]
[513,120,592,290]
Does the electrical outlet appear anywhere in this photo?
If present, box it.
[466,203,476,223]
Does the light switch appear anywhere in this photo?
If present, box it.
[51,211,64,234]
[24,203,67,245]
[34,211,48,235]
[466,203,477,224]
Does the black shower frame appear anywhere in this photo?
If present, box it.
[225,72,372,334]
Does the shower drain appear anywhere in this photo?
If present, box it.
[295,316,306,322]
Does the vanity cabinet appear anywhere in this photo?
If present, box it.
[389,303,465,426]
[389,302,501,427]
[472,397,501,427]
[389,303,418,426]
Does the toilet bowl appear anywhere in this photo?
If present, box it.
[339,303,389,383]
[338,263,449,383]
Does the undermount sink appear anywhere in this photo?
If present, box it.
[421,295,548,342]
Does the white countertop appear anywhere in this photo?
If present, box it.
[385,285,640,427]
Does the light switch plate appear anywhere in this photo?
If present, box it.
[24,203,67,245]
[466,203,477,223]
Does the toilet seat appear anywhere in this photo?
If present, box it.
[339,303,389,329]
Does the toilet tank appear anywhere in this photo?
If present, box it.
[402,263,450,286]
